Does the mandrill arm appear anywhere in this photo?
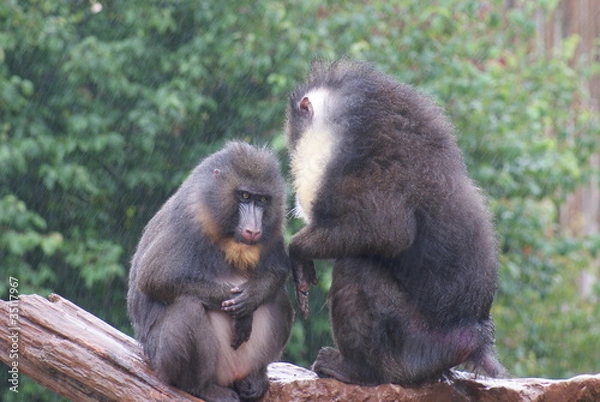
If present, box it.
[289,196,417,318]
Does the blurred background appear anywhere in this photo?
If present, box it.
[1,0,598,400]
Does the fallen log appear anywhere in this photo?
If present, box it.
[0,293,202,401]
[0,294,599,401]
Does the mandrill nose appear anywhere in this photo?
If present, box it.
[242,228,262,243]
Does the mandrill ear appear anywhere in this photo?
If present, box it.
[213,168,227,182]
[299,97,314,117]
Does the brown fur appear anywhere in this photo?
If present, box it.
[220,239,262,272]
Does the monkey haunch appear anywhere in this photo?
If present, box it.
[127,142,293,402]
[286,61,506,386]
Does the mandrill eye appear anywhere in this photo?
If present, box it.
[257,195,270,205]
[238,191,252,203]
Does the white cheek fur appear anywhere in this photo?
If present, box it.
[290,88,337,223]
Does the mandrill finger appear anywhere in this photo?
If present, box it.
[222,299,235,308]
[292,260,317,289]
[292,260,317,319]
[296,287,310,320]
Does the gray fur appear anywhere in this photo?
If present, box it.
[128,142,293,401]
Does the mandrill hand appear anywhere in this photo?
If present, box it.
[222,284,257,350]
[221,283,258,317]
[291,259,318,320]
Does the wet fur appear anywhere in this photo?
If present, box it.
[128,142,293,401]
[286,60,506,385]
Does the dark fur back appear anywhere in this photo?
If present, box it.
[288,60,504,381]
[300,61,498,325]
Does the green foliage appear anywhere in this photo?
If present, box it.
[1,0,598,399]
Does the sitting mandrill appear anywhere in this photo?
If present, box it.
[286,60,506,386]
[127,142,293,402]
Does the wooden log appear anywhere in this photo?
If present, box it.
[0,293,202,401]
[1,293,600,402]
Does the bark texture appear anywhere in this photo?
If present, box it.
[1,294,599,402]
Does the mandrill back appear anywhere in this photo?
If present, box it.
[286,60,506,386]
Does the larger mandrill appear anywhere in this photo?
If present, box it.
[286,60,506,386]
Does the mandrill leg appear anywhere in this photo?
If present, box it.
[312,347,379,386]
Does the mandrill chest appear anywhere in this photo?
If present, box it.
[291,126,337,223]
